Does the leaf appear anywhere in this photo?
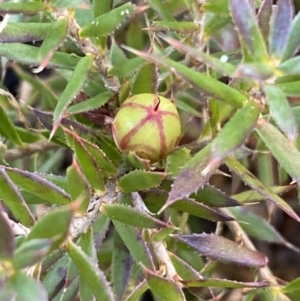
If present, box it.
[37,18,68,68]
[229,0,268,62]
[173,233,268,267]
[143,265,186,301]
[256,119,300,187]
[11,272,48,301]
[122,45,247,108]
[67,159,90,214]
[278,81,300,97]
[0,43,79,70]
[0,167,34,227]
[13,239,52,270]
[225,156,300,222]
[277,56,300,75]
[0,106,23,145]
[264,85,298,141]
[67,91,114,115]
[212,101,260,162]
[281,277,300,293]
[235,63,273,80]
[0,2,45,14]
[166,147,191,178]
[111,231,133,300]
[80,3,136,37]
[281,11,300,61]
[102,204,174,228]
[124,280,148,301]
[148,0,176,21]
[147,21,198,34]
[27,206,74,250]
[202,0,229,14]
[257,0,273,45]
[268,0,294,58]
[117,170,166,193]
[67,240,115,301]
[0,210,14,260]
[113,220,155,270]
[5,167,70,205]
[52,55,94,137]
[229,207,299,252]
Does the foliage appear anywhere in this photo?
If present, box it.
[1,0,300,300]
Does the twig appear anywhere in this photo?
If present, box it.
[4,140,59,161]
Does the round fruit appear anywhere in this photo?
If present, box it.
[112,93,181,162]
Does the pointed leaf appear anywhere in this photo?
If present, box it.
[225,156,300,222]
[147,0,176,21]
[229,0,268,61]
[27,206,73,250]
[93,215,111,249]
[166,147,191,178]
[256,119,300,187]
[277,56,300,75]
[124,280,148,301]
[148,21,198,34]
[278,81,300,97]
[67,240,115,301]
[112,231,133,300]
[0,2,45,14]
[143,266,186,301]
[264,85,298,141]
[113,220,155,270]
[80,3,136,37]
[102,204,172,228]
[212,101,260,162]
[173,233,268,267]
[257,0,273,45]
[235,63,273,80]
[0,210,15,260]
[132,63,158,94]
[117,170,166,193]
[269,0,293,58]
[282,277,300,293]
[52,55,94,136]
[0,167,34,227]
[5,167,70,205]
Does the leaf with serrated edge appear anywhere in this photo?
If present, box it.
[5,167,70,205]
[166,147,191,178]
[51,55,94,138]
[67,240,115,301]
[0,210,15,260]
[0,167,34,227]
[173,233,268,267]
[256,119,300,187]
[257,0,272,45]
[0,2,45,14]
[225,156,300,222]
[264,85,298,141]
[229,0,268,62]
[132,63,158,94]
[148,0,176,21]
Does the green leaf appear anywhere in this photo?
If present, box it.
[122,45,247,108]
[268,0,293,58]
[278,81,300,97]
[148,21,198,34]
[166,147,191,178]
[0,210,15,260]
[282,277,300,293]
[27,206,73,250]
[117,170,166,193]
[143,266,186,301]
[229,0,268,62]
[113,220,155,270]
[225,156,300,222]
[67,240,115,301]
[52,55,94,137]
[204,13,231,36]
[147,0,177,21]
[13,239,52,270]
[67,91,114,115]
[264,85,298,141]
[0,43,79,70]
[111,231,133,300]
[0,2,45,14]
[67,159,90,214]
[173,233,268,267]
[10,272,48,301]
[257,0,272,44]
[102,204,173,228]
[124,280,148,301]
[131,64,158,94]
[212,101,260,162]
[0,167,34,227]
[256,119,300,188]
[202,0,229,14]
[80,3,136,37]
[277,56,300,75]
[93,215,111,249]
[5,167,70,205]
[37,18,68,66]
[0,106,23,145]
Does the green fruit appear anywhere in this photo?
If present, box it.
[112,93,181,162]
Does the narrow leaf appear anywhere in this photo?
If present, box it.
[166,147,191,178]
[117,170,166,193]
[67,240,115,301]
[0,2,45,14]
[5,167,70,205]
[278,56,300,75]
[132,63,158,94]
[124,280,148,301]
[0,210,15,260]
[229,0,268,61]
[52,55,94,137]
[147,0,176,21]
[173,233,268,267]
[0,167,34,227]
[225,156,300,222]
[257,0,273,45]
[264,85,298,141]
[269,0,294,58]
[148,21,198,34]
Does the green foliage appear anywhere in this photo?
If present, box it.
[1,0,300,300]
